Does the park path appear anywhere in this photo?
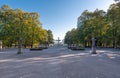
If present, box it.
[0,45,120,78]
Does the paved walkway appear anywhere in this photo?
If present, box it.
[0,45,120,78]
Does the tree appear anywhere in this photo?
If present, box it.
[65,5,120,48]
[0,4,53,50]
[107,2,120,48]
[47,30,54,44]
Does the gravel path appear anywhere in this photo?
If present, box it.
[0,45,120,78]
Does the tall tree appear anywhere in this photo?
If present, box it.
[0,4,52,49]
[47,30,54,44]
[107,2,120,48]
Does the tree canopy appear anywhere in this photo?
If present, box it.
[64,2,120,48]
[0,4,54,48]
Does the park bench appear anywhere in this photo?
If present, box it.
[30,46,48,51]
[30,47,43,51]
[71,46,85,50]
[68,45,85,50]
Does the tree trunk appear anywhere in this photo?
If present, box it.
[113,39,117,48]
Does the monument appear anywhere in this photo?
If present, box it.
[56,37,61,44]
[17,37,22,54]
[91,37,96,54]
[0,40,2,50]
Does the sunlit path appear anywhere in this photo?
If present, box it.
[0,0,120,78]
[0,46,120,78]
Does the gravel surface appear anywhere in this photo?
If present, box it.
[0,45,120,78]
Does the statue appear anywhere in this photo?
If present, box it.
[0,40,2,50]
[17,37,22,54]
[91,37,96,54]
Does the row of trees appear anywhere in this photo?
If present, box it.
[0,5,54,48]
[65,2,120,48]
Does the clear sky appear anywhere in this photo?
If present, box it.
[0,0,115,40]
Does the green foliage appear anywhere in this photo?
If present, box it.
[64,28,80,44]
[0,4,54,47]
[65,2,120,48]
[47,30,54,44]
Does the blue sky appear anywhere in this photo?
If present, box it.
[0,0,115,40]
